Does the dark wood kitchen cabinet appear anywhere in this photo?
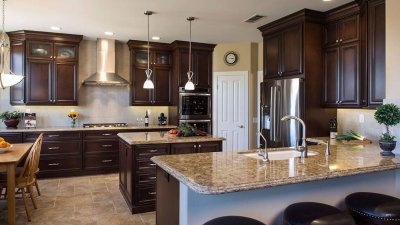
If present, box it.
[127,40,172,106]
[323,3,363,107]
[365,0,386,107]
[7,31,82,106]
[171,41,215,89]
[0,132,23,143]
[263,24,303,79]
[119,139,222,214]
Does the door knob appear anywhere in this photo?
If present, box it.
[237,125,244,128]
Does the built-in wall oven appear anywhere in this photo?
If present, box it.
[179,87,212,133]
[179,87,211,120]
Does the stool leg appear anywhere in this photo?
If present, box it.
[34,180,41,196]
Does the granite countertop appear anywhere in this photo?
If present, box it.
[151,140,400,195]
[0,125,177,133]
[118,132,225,145]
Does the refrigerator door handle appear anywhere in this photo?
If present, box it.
[270,85,281,142]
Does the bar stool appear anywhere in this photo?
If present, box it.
[345,192,400,225]
[284,202,356,225]
[203,216,265,225]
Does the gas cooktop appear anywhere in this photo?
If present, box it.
[82,123,128,128]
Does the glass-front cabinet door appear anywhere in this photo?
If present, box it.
[135,51,149,65]
[155,52,170,65]
[27,41,53,59]
[55,44,77,60]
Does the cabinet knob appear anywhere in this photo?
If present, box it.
[339,39,343,42]
[336,40,339,43]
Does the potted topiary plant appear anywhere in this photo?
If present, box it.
[0,111,23,128]
[374,104,400,156]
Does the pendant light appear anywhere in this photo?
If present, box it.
[143,11,154,89]
[0,0,24,89]
[184,17,195,91]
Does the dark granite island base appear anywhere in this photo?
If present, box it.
[152,142,400,225]
[117,131,224,214]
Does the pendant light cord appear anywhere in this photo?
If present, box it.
[1,0,4,44]
[188,19,192,75]
[147,13,150,72]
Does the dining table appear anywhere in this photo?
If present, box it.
[0,143,33,225]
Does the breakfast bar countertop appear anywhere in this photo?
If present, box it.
[0,125,177,133]
[117,132,225,145]
[151,140,400,195]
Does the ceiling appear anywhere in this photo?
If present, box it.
[6,0,353,44]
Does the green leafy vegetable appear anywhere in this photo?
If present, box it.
[336,130,365,141]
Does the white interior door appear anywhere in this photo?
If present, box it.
[213,71,248,152]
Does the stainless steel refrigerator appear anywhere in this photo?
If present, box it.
[260,78,304,148]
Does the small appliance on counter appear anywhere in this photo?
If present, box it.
[158,113,167,126]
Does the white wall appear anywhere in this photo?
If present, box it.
[0,39,169,128]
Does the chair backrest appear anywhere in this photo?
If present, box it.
[17,134,43,185]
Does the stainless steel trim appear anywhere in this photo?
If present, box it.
[48,163,60,166]
[179,93,211,96]
[48,147,60,150]
[101,160,113,163]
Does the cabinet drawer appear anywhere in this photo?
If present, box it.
[84,153,119,169]
[41,141,81,155]
[138,173,157,184]
[0,132,23,143]
[24,131,81,142]
[135,144,169,159]
[83,131,119,139]
[39,156,82,172]
[136,160,157,173]
[136,185,156,204]
[84,140,118,153]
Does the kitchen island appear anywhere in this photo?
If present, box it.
[151,140,400,225]
[117,131,224,214]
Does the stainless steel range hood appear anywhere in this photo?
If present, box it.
[83,39,129,86]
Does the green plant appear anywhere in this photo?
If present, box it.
[374,104,400,141]
[0,111,23,122]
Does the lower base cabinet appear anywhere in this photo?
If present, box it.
[156,167,180,225]
[119,140,222,214]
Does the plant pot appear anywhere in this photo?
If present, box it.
[379,140,396,156]
[4,119,20,128]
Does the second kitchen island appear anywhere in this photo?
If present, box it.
[117,131,224,214]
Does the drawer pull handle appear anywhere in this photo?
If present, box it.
[48,163,60,166]
[48,135,60,137]
[48,147,60,150]
[102,145,113,148]
[148,192,157,195]
[102,133,113,136]
[150,163,156,166]
[149,149,158,153]
[102,160,113,163]
[149,176,156,180]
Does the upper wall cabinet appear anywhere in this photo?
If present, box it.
[323,0,386,108]
[323,4,362,108]
[127,40,172,106]
[263,24,303,79]
[7,31,82,106]
[171,41,215,89]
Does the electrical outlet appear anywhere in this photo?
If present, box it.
[359,114,365,123]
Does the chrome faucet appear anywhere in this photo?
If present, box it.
[307,138,330,156]
[281,115,308,158]
[257,132,269,162]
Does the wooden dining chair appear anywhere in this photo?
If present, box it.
[0,134,43,221]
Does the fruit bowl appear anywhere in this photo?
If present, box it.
[0,145,13,153]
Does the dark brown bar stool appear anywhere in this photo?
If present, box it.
[203,216,265,225]
[284,202,356,225]
[345,192,400,225]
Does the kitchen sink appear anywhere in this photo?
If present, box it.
[242,149,318,161]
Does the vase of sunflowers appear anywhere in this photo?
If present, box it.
[67,111,79,127]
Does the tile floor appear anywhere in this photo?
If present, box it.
[0,174,155,225]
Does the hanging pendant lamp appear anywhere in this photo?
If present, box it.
[184,17,195,91]
[0,0,24,89]
[143,11,154,89]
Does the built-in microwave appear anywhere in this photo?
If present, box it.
[179,87,211,120]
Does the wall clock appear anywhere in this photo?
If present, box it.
[224,51,238,65]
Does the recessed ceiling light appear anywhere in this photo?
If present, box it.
[152,36,161,40]
[323,0,332,2]
[50,26,62,31]
[104,31,115,36]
